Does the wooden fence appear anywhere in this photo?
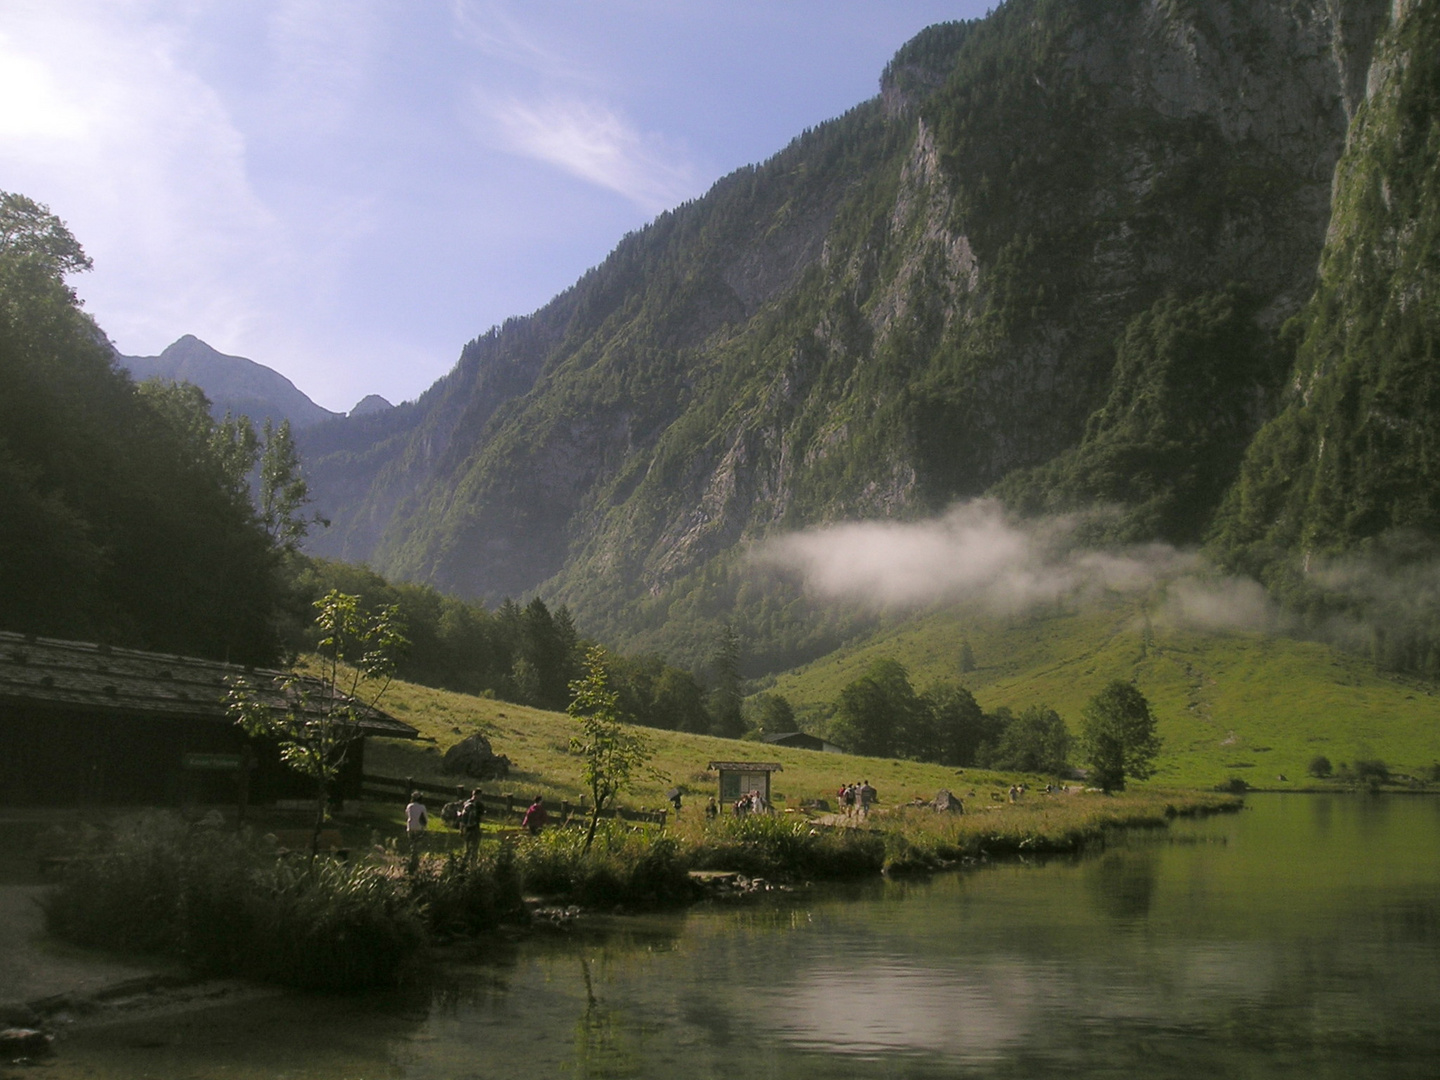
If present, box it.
[360,774,669,827]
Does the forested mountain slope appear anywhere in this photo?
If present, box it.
[300,0,1432,672]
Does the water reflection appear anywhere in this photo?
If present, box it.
[760,962,1029,1062]
[44,796,1440,1079]
[1084,848,1159,922]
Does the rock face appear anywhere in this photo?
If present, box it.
[296,0,1423,666]
[441,734,511,779]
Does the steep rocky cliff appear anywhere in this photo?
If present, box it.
[300,0,1423,667]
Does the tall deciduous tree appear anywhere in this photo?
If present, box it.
[568,645,658,851]
[1080,681,1161,792]
[0,192,286,663]
[831,659,924,758]
[988,704,1071,774]
[229,591,406,854]
[259,418,326,550]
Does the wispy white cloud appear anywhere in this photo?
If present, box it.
[473,93,700,212]
[0,4,287,352]
[758,500,1286,633]
[450,0,592,83]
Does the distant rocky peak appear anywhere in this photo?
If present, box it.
[349,394,393,417]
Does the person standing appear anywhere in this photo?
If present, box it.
[522,794,549,835]
[459,788,484,860]
[405,791,428,866]
[859,780,876,818]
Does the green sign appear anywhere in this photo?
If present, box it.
[184,752,243,771]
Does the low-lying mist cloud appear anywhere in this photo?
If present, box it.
[757,500,1281,632]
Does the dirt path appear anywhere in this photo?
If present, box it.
[0,885,172,1014]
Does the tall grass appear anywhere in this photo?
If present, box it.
[44,813,424,991]
[45,791,1236,990]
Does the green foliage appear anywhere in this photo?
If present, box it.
[985,704,1071,774]
[568,646,660,850]
[995,289,1278,543]
[0,196,286,663]
[229,591,406,852]
[1207,2,1440,674]
[747,691,798,737]
[0,191,92,276]
[687,813,885,881]
[1308,754,1333,779]
[43,814,424,990]
[514,821,693,908]
[1081,680,1161,793]
[923,681,996,767]
[259,418,325,550]
[707,622,745,738]
[830,658,926,758]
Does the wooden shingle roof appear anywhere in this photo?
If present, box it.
[0,631,417,739]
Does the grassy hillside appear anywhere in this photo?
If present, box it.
[761,593,1440,790]
[364,676,1044,815]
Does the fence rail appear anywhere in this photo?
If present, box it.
[360,774,668,826]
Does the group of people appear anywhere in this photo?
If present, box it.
[838,780,877,817]
[401,789,551,869]
[732,790,771,817]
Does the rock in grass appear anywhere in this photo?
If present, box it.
[1,1028,54,1058]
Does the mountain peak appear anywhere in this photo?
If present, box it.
[117,335,340,429]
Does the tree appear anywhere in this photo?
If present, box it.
[831,659,924,758]
[0,192,92,276]
[568,645,659,851]
[258,418,326,550]
[987,704,1071,774]
[1080,681,1161,792]
[228,591,407,855]
[748,692,797,738]
[0,205,287,664]
[922,680,992,766]
[707,622,745,738]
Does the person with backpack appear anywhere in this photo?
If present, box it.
[459,789,484,859]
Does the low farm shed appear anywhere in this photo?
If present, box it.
[0,631,417,807]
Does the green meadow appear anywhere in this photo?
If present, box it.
[761,592,1440,790]
[365,677,1024,814]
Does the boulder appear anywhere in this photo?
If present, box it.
[1,1028,53,1058]
[933,789,963,814]
[441,734,511,779]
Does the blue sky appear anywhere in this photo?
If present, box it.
[1,1,991,411]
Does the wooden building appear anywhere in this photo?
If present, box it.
[761,731,844,753]
[0,631,417,807]
[708,761,783,807]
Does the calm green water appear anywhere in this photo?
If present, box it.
[51,795,1440,1079]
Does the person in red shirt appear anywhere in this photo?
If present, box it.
[522,795,549,834]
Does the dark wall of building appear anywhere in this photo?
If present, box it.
[0,704,366,807]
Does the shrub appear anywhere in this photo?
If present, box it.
[43,812,424,991]
[513,820,692,908]
[1307,755,1333,778]
[689,814,885,880]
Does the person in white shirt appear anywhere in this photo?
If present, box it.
[405,792,428,861]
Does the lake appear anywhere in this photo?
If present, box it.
[47,794,1440,1079]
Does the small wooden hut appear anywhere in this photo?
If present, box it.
[708,761,783,808]
[0,631,417,807]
